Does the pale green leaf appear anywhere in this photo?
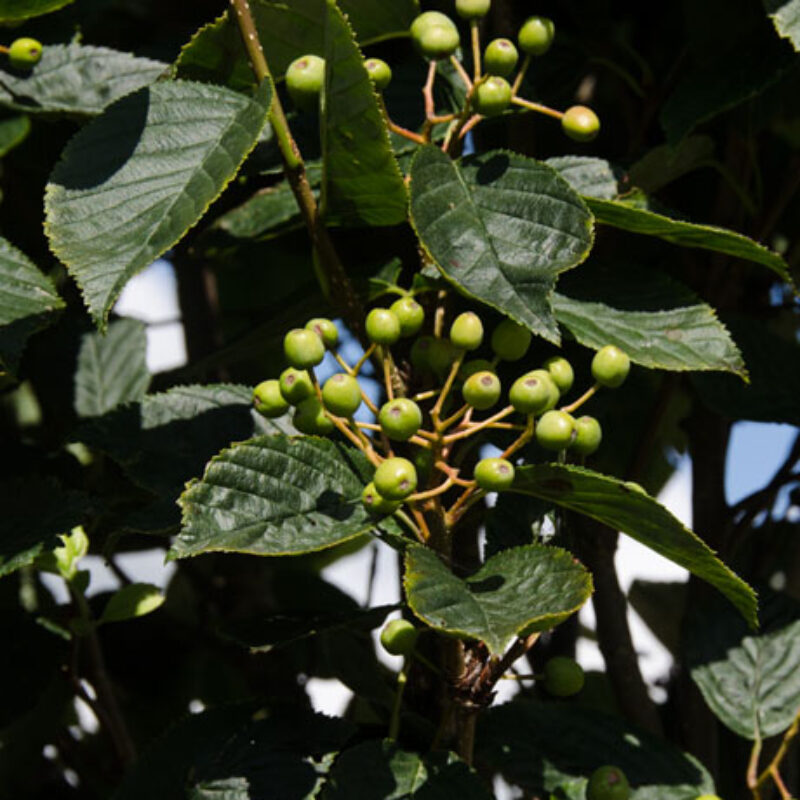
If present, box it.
[0,0,73,21]
[0,115,30,157]
[74,318,150,418]
[512,463,757,627]
[0,44,166,116]
[545,156,618,200]
[404,544,592,655]
[764,0,800,49]
[45,79,272,327]
[410,147,593,344]
[100,583,165,623]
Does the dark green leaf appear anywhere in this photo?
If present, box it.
[764,0,800,50]
[484,492,550,559]
[0,0,73,20]
[0,115,30,157]
[171,434,380,560]
[0,44,166,116]
[74,318,150,418]
[0,236,63,372]
[687,590,800,740]
[512,463,757,627]
[627,137,717,194]
[545,156,618,200]
[476,700,715,799]
[410,147,593,344]
[45,79,273,327]
[405,544,592,655]
[321,0,407,227]
[322,739,492,799]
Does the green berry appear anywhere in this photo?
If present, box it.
[410,11,453,39]
[542,656,585,697]
[518,16,555,56]
[253,379,290,418]
[543,356,574,394]
[293,396,335,436]
[364,58,392,91]
[305,317,338,349]
[450,311,484,351]
[362,482,400,515]
[459,359,495,381]
[410,335,435,373]
[365,308,401,346]
[571,416,602,456]
[536,410,575,451]
[322,373,362,417]
[455,0,490,20]
[8,37,43,70]
[586,766,631,800]
[284,328,325,369]
[483,38,518,78]
[509,372,556,415]
[428,337,458,378]
[279,367,315,405]
[491,319,532,361]
[474,458,515,491]
[379,398,423,441]
[462,371,501,410]
[473,76,512,117]
[414,21,460,60]
[527,369,560,412]
[380,618,418,656]
[562,105,601,142]
[374,457,418,501]
[390,296,425,337]
[591,345,630,388]
[286,54,325,112]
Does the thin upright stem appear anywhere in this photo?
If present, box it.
[444,406,515,443]
[561,383,599,414]
[431,354,464,422]
[470,21,482,82]
[511,53,532,95]
[450,55,473,90]
[388,659,410,740]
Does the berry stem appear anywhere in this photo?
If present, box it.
[449,55,473,90]
[500,416,535,460]
[411,507,432,542]
[560,382,599,413]
[352,342,377,375]
[431,353,464,424]
[439,403,470,432]
[394,508,426,543]
[510,95,564,120]
[388,658,410,741]
[413,389,438,402]
[378,96,427,144]
[444,483,483,527]
[470,20,482,82]
[382,346,395,402]
[409,477,454,502]
[0,45,8,55]
[754,711,799,799]
[333,352,354,376]
[444,405,515,443]
[458,113,482,139]
[421,59,438,142]
[435,461,473,487]
[511,53,531,95]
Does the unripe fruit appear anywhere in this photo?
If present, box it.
[365,307,401,345]
[362,482,400,515]
[374,457,418,500]
[571,416,602,456]
[293,397,335,436]
[428,337,458,378]
[459,359,495,381]
[8,37,43,70]
[586,766,630,800]
[286,54,325,112]
[322,373,362,417]
[455,0,490,20]
[279,367,315,405]
[491,319,532,361]
[410,11,452,39]
[509,372,556,415]
[364,58,392,91]
[378,398,423,441]
[527,369,560,412]
[474,457,515,491]
[390,296,425,337]
[536,410,575,451]
[380,618,418,656]
[562,105,601,142]
[484,38,518,78]
[305,317,338,349]
[253,379,290,418]
[543,356,574,394]
[591,345,630,388]
[473,76,512,117]
[450,311,484,351]
[284,328,325,369]
[414,21,460,60]
[518,16,555,56]
[542,656,585,697]
[462,371,501,410]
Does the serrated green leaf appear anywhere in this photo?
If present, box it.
[513,464,757,627]
[322,739,492,799]
[171,435,380,560]
[765,0,800,49]
[0,44,166,116]
[320,0,407,227]
[552,293,746,375]
[45,79,272,327]
[410,147,593,344]
[477,700,715,799]
[627,136,717,194]
[0,0,73,21]
[100,582,164,623]
[74,318,150,418]
[0,115,30,157]
[0,236,64,373]
[545,156,619,200]
[175,0,418,92]
[687,590,800,740]
[404,544,592,655]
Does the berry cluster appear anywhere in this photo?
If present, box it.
[253,297,630,530]
[283,1,599,146]
[2,37,43,70]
